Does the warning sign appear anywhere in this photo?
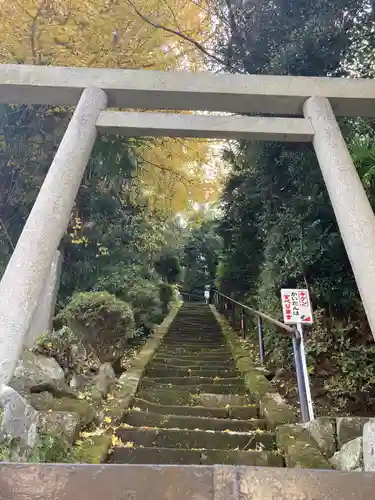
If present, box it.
[281,289,313,325]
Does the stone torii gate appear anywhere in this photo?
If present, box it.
[0,63,375,386]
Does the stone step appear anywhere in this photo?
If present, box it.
[115,427,275,451]
[169,323,221,327]
[160,341,227,347]
[199,393,251,407]
[172,325,219,328]
[110,446,283,466]
[152,357,233,367]
[157,345,230,352]
[165,340,224,344]
[156,352,232,360]
[155,353,232,361]
[171,329,220,332]
[125,409,266,432]
[145,367,239,378]
[133,398,259,419]
[166,331,223,335]
[200,449,283,466]
[138,388,197,405]
[158,340,226,345]
[110,446,201,465]
[143,376,243,386]
[169,332,221,336]
[139,379,246,395]
[164,333,225,337]
[157,349,231,356]
[147,361,236,371]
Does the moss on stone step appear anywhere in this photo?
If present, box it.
[260,392,297,429]
[115,427,275,451]
[143,376,243,386]
[276,424,332,469]
[199,393,250,407]
[236,357,256,374]
[153,357,233,366]
[244,371,276,402]
[70,434,112,464]
[146,367,239,378]
[201,449,283,466]
[140,380,246,395]
[109,446,201,465]
[109,446,283,466]
[125,409,266,432]
[158,345,230,350]
[133,398,258,419]
[155,348,230,354]
[138,388,194,406]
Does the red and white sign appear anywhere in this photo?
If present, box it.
[281,289,313,325]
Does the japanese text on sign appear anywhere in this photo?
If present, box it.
[280,289,313,325]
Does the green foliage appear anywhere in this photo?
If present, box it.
[30,433,71,463]
[33,326,80,374]
[0,104,69,279]
[36,325,78,351]
[60,292,135,363]
[183,218,222,293]
[306,311,375,413]
[62,292,134,331]
[155,251,182,284]
[159,283,175,314]
[93,264,165,334]
[216,0,375,414]
[0,433,70,463]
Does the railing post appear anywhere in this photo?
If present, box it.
[240,307,245,338]
[231,300,236,328]
[0,87,107,386]
[241,307,246,338]
[292,324,314,422]
[257,315,265,365]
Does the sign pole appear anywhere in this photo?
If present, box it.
[281,288,315,422]
[292,329,309,422]
[296,323,314,421]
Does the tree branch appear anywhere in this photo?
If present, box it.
[137,153,197,185]
[187,0,231,28]
[124,0,226,67]
[0,219,14,250]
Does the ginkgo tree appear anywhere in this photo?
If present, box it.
[0,0,222,213]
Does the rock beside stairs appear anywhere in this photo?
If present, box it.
[10,349,67,396]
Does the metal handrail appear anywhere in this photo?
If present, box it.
[179,291,204,301]
[213,288,314,423]
[215,290,294,335]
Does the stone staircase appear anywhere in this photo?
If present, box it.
[110,303,283,467]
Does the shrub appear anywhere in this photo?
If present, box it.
[159,283,174,314]
[33,326,91,376]
[33,326,80,375]
[60,292,135,363]
[93,264,166,334]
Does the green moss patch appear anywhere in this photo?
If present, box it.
[276,424,332,469]
[71,434,112,463]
